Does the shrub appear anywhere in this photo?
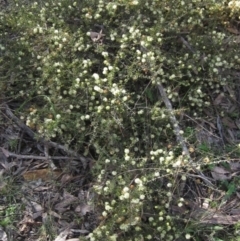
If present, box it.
[1,0,239,240]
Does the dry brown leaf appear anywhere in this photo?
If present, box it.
[30,201,43,220]
[227,128,235,141]
[60,173,74,184]
[225,86,237,101]
[23,169,62,181]
[229,162,240,172]
[211,166,231,181]
[235,119,240,129]
[0,226,7,241]
[230,208,240,215]
[222,117,237,129]
[18,215,35,234]
[48,210,62,219]
[0,147,9,157]
[54,229,70,241]
[228,104,237,113]
[236,192,240,199]
[226,27,239,35]
[54,191,78,213]
[213,93,225,105]
[75,204,93,216]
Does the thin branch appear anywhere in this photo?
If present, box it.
[179,36,195,53]
[0,147,81,161]
[157,83,191,159]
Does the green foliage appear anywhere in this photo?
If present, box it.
[0,205,19,227]
[1,0,240,240]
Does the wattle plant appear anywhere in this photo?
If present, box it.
[0,0,239,240]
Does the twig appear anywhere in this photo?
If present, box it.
[179,36,195,53]
[0,147,82,161]
[157,83,191,159]
[44,143,57,170]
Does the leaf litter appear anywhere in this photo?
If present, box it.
[0,105,99,241]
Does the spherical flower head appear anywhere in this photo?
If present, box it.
[105,204,112,211]
[134,178,142,184]
[109,234,117,241]
[123,187,129,193]
[123,192,130,199]
[125,155,130,161]
[112,171,117,175]
[102,211,107,217]
[154,171,160,177]
[105,159,110,164]
[92,73,100,80]
[93,86,102,93]
[132,0,139,5]
[139,194,145,200]
[178,202,183,207]
[185,234,191,240]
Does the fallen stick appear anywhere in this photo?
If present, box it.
[0,147,81,161]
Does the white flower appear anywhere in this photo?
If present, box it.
[102,51,108,57]
[102,211,107,217]
[134,178,142,184]
[105,205,112,211]
[131,199,139,204]
[103,187,108,192]
[124,193,130,199]
[149,217,154,222]
[92,73,100,80]
[132,0,139,5]
[140,194,145,200]
[109,234,117,241]
[120,223,129,231]
[123,187,129,193]
[185,234,191,240]
[93,86,102,92]
[125,155,130,161]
